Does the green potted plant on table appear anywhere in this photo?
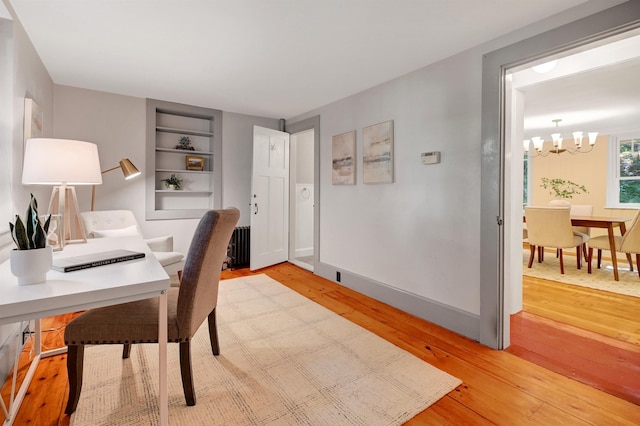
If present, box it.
[540,178,588,199]
[162,174,183,190]
[9,194,52,285]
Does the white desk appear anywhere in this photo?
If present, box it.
[0,236,170,426]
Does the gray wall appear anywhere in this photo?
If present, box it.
[52,86,280,253]
[1,11,54,384]
[222,112,280,226]
[1,1,629,364]
[288,1,625,341]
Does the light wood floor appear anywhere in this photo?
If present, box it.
[3,262,640,425]
[510,274,640,405]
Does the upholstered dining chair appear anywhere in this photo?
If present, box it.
[64,208,240,414]
[525,206,590,273]
[588,210,640,277]
[547,200,593,260]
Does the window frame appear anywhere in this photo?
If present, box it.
[606,132,640,209]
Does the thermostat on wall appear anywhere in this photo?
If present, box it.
[421,151,441,165]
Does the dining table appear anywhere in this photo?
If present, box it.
[569,216,631,281]
[523,214,632,281]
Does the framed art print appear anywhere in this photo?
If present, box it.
[362,120,393,184]
[186,155,205,171]
[23,98,43,150]
[332,130,356,185]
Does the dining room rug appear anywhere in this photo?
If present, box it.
[70,274,461,425]
[522,248,640,298]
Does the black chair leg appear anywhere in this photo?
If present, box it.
[180,341,196,406]
[208,308,220,356]
[122,343,132,359]
[65,344,85,414]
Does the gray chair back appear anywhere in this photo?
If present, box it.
[177,208,240,338]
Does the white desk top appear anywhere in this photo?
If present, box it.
[0,236,170,324]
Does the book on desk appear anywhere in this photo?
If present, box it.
[52,249,146,272]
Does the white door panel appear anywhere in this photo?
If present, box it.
[251,126,290,270]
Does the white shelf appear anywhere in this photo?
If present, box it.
[155,190,213,194]
[156,126,213,137]
[146,99,222,220]
[156,168,213,174]
[155,147,213,156]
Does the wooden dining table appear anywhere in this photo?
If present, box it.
[523,214,632,281]
[569,216,631,281]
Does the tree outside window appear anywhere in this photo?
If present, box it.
[618,138,640,204]
[607,134,640,208]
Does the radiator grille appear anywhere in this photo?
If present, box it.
[227,226,250,269]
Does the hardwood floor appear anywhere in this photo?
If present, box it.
[3,262,640,425]
[509,274,640,406]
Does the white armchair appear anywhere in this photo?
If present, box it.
[80,210,185,276]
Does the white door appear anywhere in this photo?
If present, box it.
[250,126,290,270]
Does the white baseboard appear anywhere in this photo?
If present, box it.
[295,248,313,257]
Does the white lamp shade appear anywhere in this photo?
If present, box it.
[22,138,103,185]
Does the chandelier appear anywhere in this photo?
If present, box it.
[524,119,598,157]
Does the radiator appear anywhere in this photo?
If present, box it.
[227,226,250,269]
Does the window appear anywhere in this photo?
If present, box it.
[607,133,640,208]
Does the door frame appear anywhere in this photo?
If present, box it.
[285,116,321,269]
[480,2,640,349]
[288,128,315,271]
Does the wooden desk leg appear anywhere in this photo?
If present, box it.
[607,224,619,281]
[158,291,168,426]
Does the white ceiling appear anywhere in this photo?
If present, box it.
[513,30,640,139]
[7,0,593,119]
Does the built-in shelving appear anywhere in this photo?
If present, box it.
[146,99,222,220]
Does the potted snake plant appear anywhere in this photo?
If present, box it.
[9,194,53,285]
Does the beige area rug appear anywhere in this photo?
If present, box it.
[70,274,461,425]
[522,248,640,298]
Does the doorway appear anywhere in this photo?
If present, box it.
[506,29,640,324]
[502,30,640,402]
[289,129,315,271]
[479,2,640,350]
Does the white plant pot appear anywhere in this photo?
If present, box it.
[10,246,53,285]
[167,185,176,190]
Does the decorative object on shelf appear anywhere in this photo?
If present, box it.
[332,130,356,185]
[91,158,141,211]
[22,138,102,245]
[175,136,195,151]
[541,177,588,199]
[9,194,53,285]
[524,119,598,157]
[162,174,183,190]
[186,155,205,171]
[363,120,394,184]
